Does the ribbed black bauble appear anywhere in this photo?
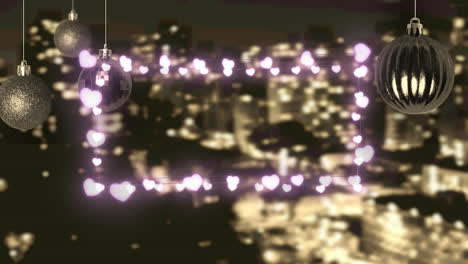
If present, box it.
[376,18,454,114]
[54,10,91,58]
[0,62,52,131]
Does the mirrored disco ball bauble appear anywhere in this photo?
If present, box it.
[376,18,454,114]
[78,50,132,112]
[0,74,52,131]
[54,13,91,57]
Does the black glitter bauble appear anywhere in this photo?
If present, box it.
[0,75,52,131]
[54,20,91,58]
[376,34,454,114]
[78,57,132,112]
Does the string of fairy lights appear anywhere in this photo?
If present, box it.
[81,43,375,202]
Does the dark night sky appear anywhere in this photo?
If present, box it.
[0,0,457,61]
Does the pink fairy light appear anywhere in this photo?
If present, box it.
[159,55,171,68]
[203,181,213,191]
[260,57,273,69]
[355,145,375,163]
[353,65,368,78]
[110,181,136,202]
[300,51,314,66]
[290,174,304,186]
[354,43,371,63]
[261,174,280,191]
[319,175,332,187]
[79,50,97,68]
[175,183,185,192]
[199,67,209,75]
[86,130,105,147]
[355,92,369,108]
[348,175,361,185]
[351,112,361,121]
[352,135,363,144]
[223,68,233,77]
[92,157,102,167]
[282,184,292,193]
[270,67,280,76]
[353,183,363,192]
[92,107,102,116]
[139,65,149,74]
[331,64,341,73]
[246,68,256,76]
[183,174,203,192]
[222,58,235,69]
[291,66,301,75]
[311,65,320,74]
[101,63,111,71]
[226,176,240,191]
[160,67,169,75]
[254,183,264,192]
[80,88,102,108]
[83,178,105,197]
[316,185,325,193]
[142,179,156,191]
[193,58,206,70]
[178,67,188,76]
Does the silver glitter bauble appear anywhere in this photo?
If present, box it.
[78,47,132,112]
[54,10,91,58]
[376,18,454,114]
[0,62,52,131]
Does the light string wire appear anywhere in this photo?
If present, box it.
[356,77,361,177]
[22,0,25,61]
[72,0,74,10]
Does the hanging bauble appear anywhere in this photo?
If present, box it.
[376,18,454,114]
[78,46,132,112]
[0,61,52,131]
[54,9,91,58]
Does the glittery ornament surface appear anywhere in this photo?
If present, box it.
[54,20,91,58]
[0,75,52,131]
[78,58,132,112]
[376,35,454,114]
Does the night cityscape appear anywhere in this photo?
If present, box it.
[0,0,467,263]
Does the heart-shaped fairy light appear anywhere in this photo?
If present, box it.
[351,112,361,121]
[80,88,102,108]
[260,57,273,69]
[316,185,326,193]
[291,66,301,75]
[319,175,332,187]
[331,64,341,73]
[282,184,292,193]
[178,67,188,76]
[139,65,149,74]
[110,181,136,202]
[353,65,368,78]
[353,183,363,193]
[175,183,185,192]
[92,107,102,116]
[355,92,369,108]
[226,175,240,191]
[79,50,97,68]
[270,67,280,76]
[311,65,320,74]
[142,179,156,191]
[261,174,280,191]
[86,130,105,147]
[183,174,203,192]
[300,51,314,66]
[348,175,361,185]
[92,157,102,167]
[290,174,304,186]
[255,183,264,192]
[352,135,363,144]
[155,183,164,192]
[203,181,213,191]
[355,145,375,163]
[83,178,105,197]
[246,68,256,76]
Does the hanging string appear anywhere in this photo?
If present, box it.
[414,0,417,18]
[72,0,74,10]
[22,0,25,61]
[104,0,107,46]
